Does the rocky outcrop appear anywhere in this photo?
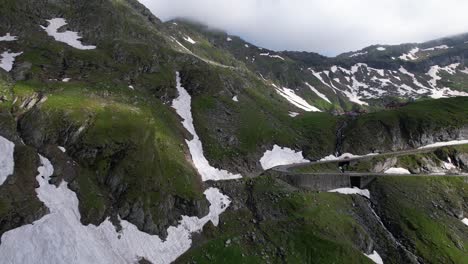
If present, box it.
[341,116,468,155]
[0,145,47,238]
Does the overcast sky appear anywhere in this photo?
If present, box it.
[138,0,468,56]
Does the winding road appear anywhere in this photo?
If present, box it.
[270,143,468,190]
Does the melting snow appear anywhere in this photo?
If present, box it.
[41,18,96,50]
[425,64,468,98]
[462,218,468,226]
[376,47,386,51]
[288,111,299,117]
[226,37,232,42]
[398,67,429,93]
[443,159,456,170]
[259,52,285,60]
[58,146,66,153]
[384,167,411,175]
[419,139,468,149]
[232,95,238,102]
[320,153,378,162]
[0,33,17,41]
[244,44,249,48]
[328,187,370,199]
[0,155,231,263]
[0,136,15,186]
[259,145,309,170]
[349,51,368,57]
[422,45,449,51]
[62,78,71,82]
[273,85,321,112]
[305,82,331,104]
[183,36,196,44]
[0,51,22,72]
[172,72,241,181]
[399,47,419,61]
[310,70,334,90]
[427,64,459,88]
[365,250,384,264]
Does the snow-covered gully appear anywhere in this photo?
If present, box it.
[367,203,420,263]
[327,187,421,264]
[0,135,15,185]
[172,72,242,181]
[0,155,231,264]
[326,187,385,263]
[0,72,250,263]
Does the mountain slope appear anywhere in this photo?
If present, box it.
[0,1,467,263]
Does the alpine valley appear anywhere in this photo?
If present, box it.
[0,1,467,264]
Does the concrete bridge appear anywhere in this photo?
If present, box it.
[268,143,468,191]
[271,163,468,191]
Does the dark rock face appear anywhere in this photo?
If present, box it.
[341,117,468,155]
[0,145,47,238]
[206,177,420,263]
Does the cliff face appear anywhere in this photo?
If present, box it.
[340,97,468,155]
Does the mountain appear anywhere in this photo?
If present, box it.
[0,1,467,263]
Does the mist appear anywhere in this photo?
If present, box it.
[138,0,468,56]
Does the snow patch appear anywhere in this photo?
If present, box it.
[41,18,96,50]
[274,85,321,112]
[310,70,333,90]
[419,140,468,149]
[259,52,285,60]
[259,145,309,170]
[399,47,419,61]
[422,45,449,51]
[305,82,331,104]
[328,187,370,199]
[0,51,22,72]
[232,95,238,102]
[349,51,368,57]
[183,36,196,44]
[320,153,378,161]
[0,33,17,42]
[0,155,231,263]
[226,37,232,42]
[62,78,71,82]
[425,64,467,98]
[462,218,468,226]
[0,136,15,186]
[398,67,429,93]
[58,146,66,153]
[384,167,411,175]
[376,47,386,51]
[172,72,241,181]
[365,250,384,264]
[288,111,299,117]
[427,64,459,88]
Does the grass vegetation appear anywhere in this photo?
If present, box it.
[10,78,205,225]
[371,177,468,263]
[177,176,374,263]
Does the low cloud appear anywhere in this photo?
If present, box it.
[139,0,468,56]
